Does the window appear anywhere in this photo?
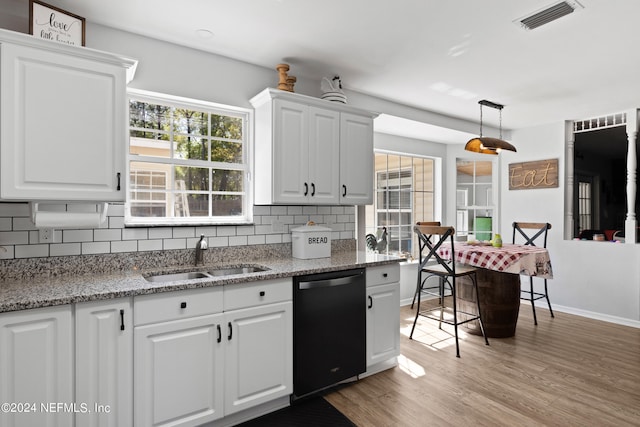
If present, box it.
[127,90,251,225]
[456,159,495,241]
[365,153,435,259]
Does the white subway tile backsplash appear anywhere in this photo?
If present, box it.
[12,217,37,231]
[286,206,302,215]
[94,229,122,242]
[111,240,138,253]
[138,239,163,251]
[208,236,229,247]
[229,236,248,246]
[107,203,125,216]
[0,203,30,217]
[217,227,236,237]
[123,228,148,241]
[148,228,172,239]
[265,234,282,244]
[172,227,195,238]
[247,235,266,245]
[50,243,82,257]
[236,225,254,236]
[82,241,111,255]
[15,244,49,258]
[0,203,356,260]
[0,218,11,231]
[253,205,271,216]
[109,216,125,229]
[0,231,29,245]
[163,238,186,250]
[64,229,94,243]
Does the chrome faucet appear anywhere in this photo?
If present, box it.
[195,234,208,265]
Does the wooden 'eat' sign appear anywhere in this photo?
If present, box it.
[509,159,559,190]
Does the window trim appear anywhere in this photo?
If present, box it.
[125,88,253,226]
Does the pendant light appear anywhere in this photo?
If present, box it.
[465,100,516,155]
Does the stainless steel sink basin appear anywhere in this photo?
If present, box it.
[207,266,269,276]
[144,271,211,282]
[144,265,270,282]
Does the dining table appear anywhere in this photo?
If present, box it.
[438,242,553,337]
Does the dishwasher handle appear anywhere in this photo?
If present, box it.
[298,273,362,290]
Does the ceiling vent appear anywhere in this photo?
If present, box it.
[515,1,583,30]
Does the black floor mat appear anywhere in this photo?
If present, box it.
[236,397,356,427]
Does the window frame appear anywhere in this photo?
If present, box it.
[367,150,437,259]
[126,89,253,226]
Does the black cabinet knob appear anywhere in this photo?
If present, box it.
[259,291,265,297]
[180,302,187,309]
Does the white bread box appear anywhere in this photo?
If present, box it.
[291,224,332,259]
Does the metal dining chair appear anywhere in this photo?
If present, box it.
[410,221,441,309]
[410,224,489,357]
[512,222,554,325]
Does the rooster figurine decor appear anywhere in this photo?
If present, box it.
[365,227,388,253]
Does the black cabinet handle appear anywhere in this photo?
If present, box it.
[342,185,347,197]
[228,322,233,340]
[180,302,187,309]
[311,183,315,196]
[120,309,125,331]
[217,324,222,343]
[368,295,373,309]
[116,172,121,191]
[304,182,308,196]
[259,291,265,297]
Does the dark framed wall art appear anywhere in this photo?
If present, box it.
[29,0,85,46]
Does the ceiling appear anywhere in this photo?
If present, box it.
[8,0,640,143]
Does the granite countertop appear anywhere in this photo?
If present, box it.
[0,251,401,313]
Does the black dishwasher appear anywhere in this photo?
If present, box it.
[292,268,366,400]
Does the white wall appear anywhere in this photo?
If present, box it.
[500,123,640,326]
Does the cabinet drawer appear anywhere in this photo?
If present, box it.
[366,264,400,287]
[224,278,292,311]
[134,287,223,326]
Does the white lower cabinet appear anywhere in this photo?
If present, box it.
[134,287,225,427]
[133,279,292,427]
[224,301,292,416]
[76,298,133,427]
[365,264,401,375]
[0,305,74,427]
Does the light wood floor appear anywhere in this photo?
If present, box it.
[325,304,640,426]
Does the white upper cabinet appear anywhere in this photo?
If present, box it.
[0,29,137,202]
[251,88,376,205]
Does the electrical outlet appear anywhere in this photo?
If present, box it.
[39,228,54,243]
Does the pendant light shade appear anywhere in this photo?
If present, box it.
[465,100,516,155]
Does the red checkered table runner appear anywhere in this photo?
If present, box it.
[438,243,553,279]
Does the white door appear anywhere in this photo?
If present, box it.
[224,302,292,415]
[340,112,374,204]
[76,298,133,427]
[0,306,73,427]
[366,283,400,367]
[0,43,126,201]
[308,106,340,204]
[134,314,224,427]
[272,99,309,204]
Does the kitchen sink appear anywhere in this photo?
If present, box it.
[144,271,211,283]
[144,265,270,283]
[207,266,269,276]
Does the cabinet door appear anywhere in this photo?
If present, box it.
[0,305,73,427]
[272,99,309,204]
[308,106,340,203]
[0,43,126,201]
[134,314,224,427]
[366,282,400,367]
[76,298,132,427]
[340,112,374,204]
[224,301,292,416]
